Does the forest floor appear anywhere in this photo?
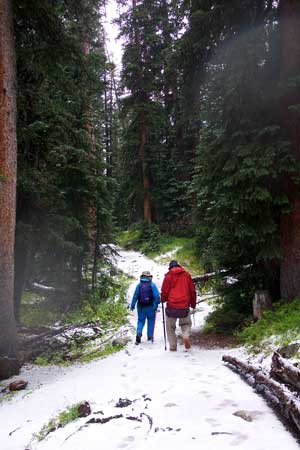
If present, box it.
[0,248,299,450]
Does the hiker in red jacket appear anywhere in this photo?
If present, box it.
[161,260,196,351]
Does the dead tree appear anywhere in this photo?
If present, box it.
[271,351,300,391]
[252,290,273,320]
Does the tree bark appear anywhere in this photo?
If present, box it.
[132,0,152,224]
[279,0,300,300]
[271,351,300,391]
[14,235,32,322]
[0,0,18,370]
[252,290,272,320]
[141,114,151,224]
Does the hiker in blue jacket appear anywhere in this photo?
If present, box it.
[130,270,160,345]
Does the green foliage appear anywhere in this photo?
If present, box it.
[21,271,129,327]
[14,0,116,307]
[238,299,300,354]
[118,226,202,275]
[152,235,203,275]
[66,276,129,326]
[79,343,123,363]
[35,351,69,367]
[204,304,248,336]
[189,4,295,324]
[0,391,17,405]
[20,291,63,327]
[117,222,161,254]
[115,0,194,230]
[35,342,124,366]
[202,273,256,335]
[21,303,62,328]
[21,272,129,368]
[35,403,84,441]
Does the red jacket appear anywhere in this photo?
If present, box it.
[161,266,196,309]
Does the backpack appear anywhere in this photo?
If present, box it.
[138,282,153,306]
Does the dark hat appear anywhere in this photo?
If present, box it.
[169,260,180,270]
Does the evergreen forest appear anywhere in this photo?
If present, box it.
[1,0,300,377]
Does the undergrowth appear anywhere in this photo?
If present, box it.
[20,271,130,366]
[35,403,83,441]
[20,272,130,329]
[117,223,202,275]
[237,299,300,353]
[35,343,124,366]
[20,291,62,327]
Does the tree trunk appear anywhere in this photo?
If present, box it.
[141,114,151,224]
[279,0,300,300]
[252,290,272,320]
[14,235,32,323]
[132,0,152,224]
[0,0,19,375]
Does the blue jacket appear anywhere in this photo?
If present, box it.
[130,277,160,311]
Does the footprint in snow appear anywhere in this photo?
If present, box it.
[206,417,220,427]
[230,432,248,446]
[224,386,232,393]
[215,399,239,408]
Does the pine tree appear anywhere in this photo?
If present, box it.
[13,0,115,315]
[0,0,19,377]
[279,0,300,300]
[190,1,291,318]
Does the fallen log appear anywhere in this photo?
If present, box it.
[30,282,66,296]
[192,273,215,284]
[18,323,104,362]
[222,354,300,433]
[271,351,300,391]
[192,273,238,286]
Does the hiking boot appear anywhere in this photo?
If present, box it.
[147,336,153,342]
[183,336,191,349]
[169,347,177,351]
[135,335,141,345]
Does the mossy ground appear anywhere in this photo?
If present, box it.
[237,299,300,355]
[117,226,203,275]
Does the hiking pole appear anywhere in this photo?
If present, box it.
[161,301,167,351]
[191,308,196,326]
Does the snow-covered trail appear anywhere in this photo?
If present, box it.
[1,248,299,450]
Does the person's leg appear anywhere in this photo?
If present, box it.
[146,310,156,341]
[179,313,192,349]
[136,308,146,344]
[166,316,177,350]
